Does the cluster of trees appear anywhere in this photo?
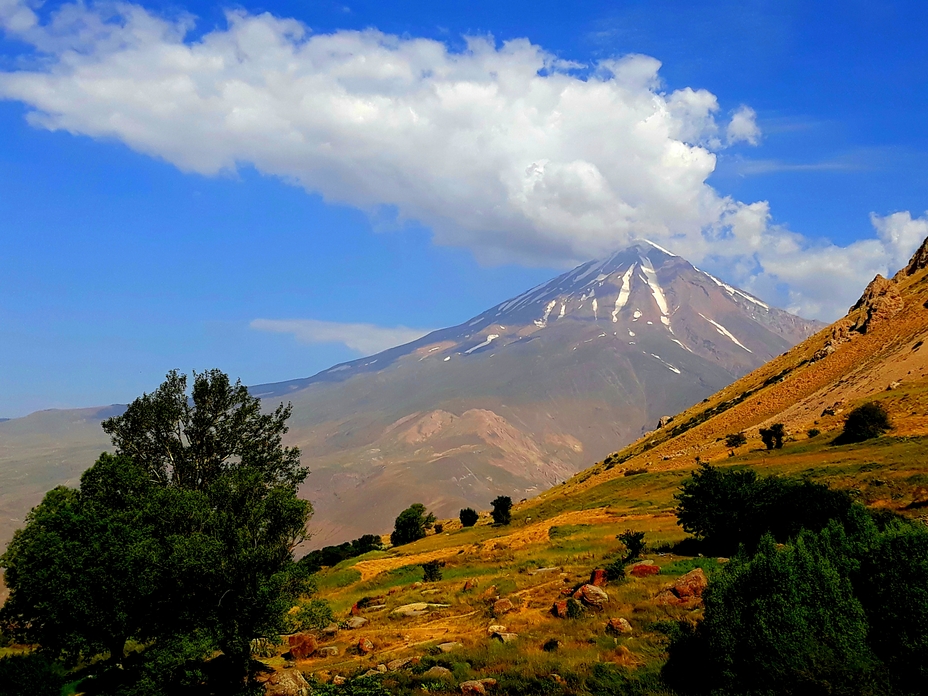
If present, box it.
[298,534,383,573]
[675,463,856,555]
[0,370,316,695]
[666,464,928,695]
[391,496,515,547]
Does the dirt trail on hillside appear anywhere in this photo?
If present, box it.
[352,509,623,582]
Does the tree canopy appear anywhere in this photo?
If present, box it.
[390,503,435,546]
[0,370,314,693]
[491,496,513,525]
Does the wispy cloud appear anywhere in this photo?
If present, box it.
[250,319,432,355]
[732,158,866,176]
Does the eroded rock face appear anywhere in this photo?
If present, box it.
[896,236,928,279]
[849,275,904,334]
[589,569,608,587]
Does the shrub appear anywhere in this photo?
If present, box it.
[841,402,892,443]
[808,428,821,438]
[758,423,785,450]
[604,557,626,582]
[664,534,878,695]
[565,598,584,619]
[391,504,436,546]
[433,523,444,534]
[618,530,646,562]
[421,560,445,582]
[725,432,747,448]
[490,496,513,525]
[287,597,335,632]
[459,508,479,527]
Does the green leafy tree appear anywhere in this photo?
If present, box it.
[390,504,435,546]
[459,508,479,527]
[491,496,513,525]
[0,370,313,690]
[840,402,892,443]
[618,530,646,562]
[759,423,786,450]
[421,560,445,582]
[725,432,747,448]
[664,533,879,695]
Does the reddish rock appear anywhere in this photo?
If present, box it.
[606,617,633,635]
[350,602,361,616]
[460,678,498,694]
[463,578,478,592]
[551,600,569,618]
[560,587,574,596]
[590,569,608,587]
[493,598,514,615]
[655,589,685,606]
[673,568,708,599]
[629,561,660,577]
[357,637,374,654]
[573,584,608,609]
[286,632,317,659]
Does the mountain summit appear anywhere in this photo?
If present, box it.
[246,241,821,544]
[0,243,821,553]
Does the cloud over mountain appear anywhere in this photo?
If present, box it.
[0,1,923,319]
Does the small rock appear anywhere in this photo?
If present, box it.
[606,617,633,635]
[589,569,608,587]
[551,600,568,618]
[528,567,559,576]
[317,647,339,658]
[573,584,609,608]
[391,602,450,617]
[386,658,413,671]
[286,632,317,660]
[673,568,708,599]
[361,670,381,678]
[486,624,507,634]
[350,602,361,616]
[422,666,454,681]
[437,641,463,653]
[491,632,518,643]
[332,675,347,686]
[549,673,566,684]
[364,604,387,611]
[492,598,514,615]
[376,664,387,673]
[411,582,423,589]
[463,578,478,591]
[460,680,487,695]
[346,617,369,629]
[322,623,339,636]
[888,380,902,390]
[357,637,374,654]
[629,561,660,577]
[717,557,729,564]
[264,668,310,696]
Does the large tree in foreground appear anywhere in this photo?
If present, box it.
[0,370,314,690]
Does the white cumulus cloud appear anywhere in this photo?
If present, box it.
[0,1,924,320]
[250,318,432,355]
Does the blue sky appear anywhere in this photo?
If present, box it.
[1,0,927,417]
